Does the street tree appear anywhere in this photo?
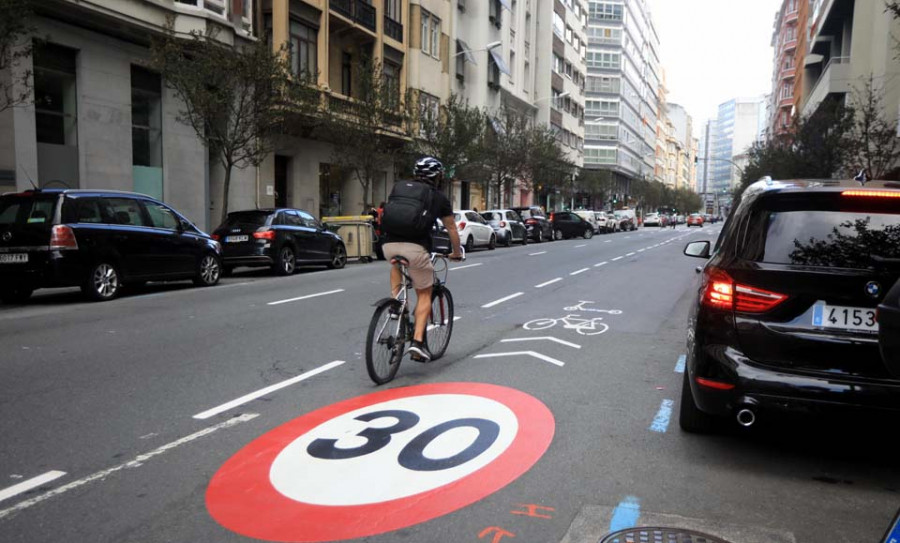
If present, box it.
[478,107,532,209]
[150,24,319,223]
[414,94,486,190]
[324,59,411,211]
[847,76,900,180]
[0,0,36,113]
[521,124,574,203]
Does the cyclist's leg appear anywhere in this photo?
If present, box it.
[382,243,404,296]
[413,287,432,343]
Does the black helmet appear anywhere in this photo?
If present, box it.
[414,156,444,184]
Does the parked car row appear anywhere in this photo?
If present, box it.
[0,189,348,303]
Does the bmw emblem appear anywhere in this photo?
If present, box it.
[865,281,882,298]
[1,231,11,242]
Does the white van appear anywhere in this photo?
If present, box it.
[573,210,600,233]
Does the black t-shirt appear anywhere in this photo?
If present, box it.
[383,186,453,250]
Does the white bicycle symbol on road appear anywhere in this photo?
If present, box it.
[523,314,609,336]
[562,301,623,314]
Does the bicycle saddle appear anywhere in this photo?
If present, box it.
[390,256,410,267]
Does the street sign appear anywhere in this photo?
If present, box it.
[206,383,555,542]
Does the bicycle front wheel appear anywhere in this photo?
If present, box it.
[366,299,405,384]
[426,286,454,360]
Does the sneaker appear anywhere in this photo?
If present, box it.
[406,340,432,363]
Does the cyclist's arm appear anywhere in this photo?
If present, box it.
[440,215,463,260]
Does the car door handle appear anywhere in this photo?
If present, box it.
[695,266,703,274]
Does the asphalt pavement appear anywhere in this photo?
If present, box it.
[1,224,898,543]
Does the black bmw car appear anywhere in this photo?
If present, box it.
[681,179,900,432]
[212,209,346,275]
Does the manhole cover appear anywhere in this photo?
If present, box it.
[600,527,734,543]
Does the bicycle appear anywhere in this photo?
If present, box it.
[365,250,463,385]
[522,314,609,336]
[563,301,623,314]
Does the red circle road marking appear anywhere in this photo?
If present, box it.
[205,382,555,542]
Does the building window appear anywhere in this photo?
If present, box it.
[585,123,617,140]
[509,50,516,83]
[34,42,78,147]
[418,92,440,136]
[386,0,401,21]
[586,51,620,69]
[553,12,564,38]
[585,147,617,164]
[421,9,441,60]
[341,52,352,96]
[565,25,573,44]
[290,20,317,78]
[565,61,573,78]
[589,3,623,21]
[489,0,502,26]
[131,66,163,199]
[524,61,530,94]
[383,61,401,109]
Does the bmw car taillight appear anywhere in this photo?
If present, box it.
[253,229,276,240]
[50,225,78,250]
[211,233,221,241]
[702,268,787,313]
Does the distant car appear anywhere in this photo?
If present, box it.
[455,210,496,252]
[482,209,528,247]
[676,214,686,224]
[606,212,619,232]
[594,212,611,233]
[0,189,221,303]
[644,213,661,227]
[687,213,704,227]
[212,208,347,275]
[614,209,637,231]
[550,211,594,240]
[574,210,601,233]
[680,178,900,433]
[511,206,553,243]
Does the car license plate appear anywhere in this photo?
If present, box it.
[226,235,249,243]
[812,303,878,332]
[0,253,28,264]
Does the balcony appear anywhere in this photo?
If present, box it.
[780,66,796,80]
[782,37,797,53]
[785,9,799,23]
[384,16,403,42]
[331,0,376,32]
[802,56,851,117]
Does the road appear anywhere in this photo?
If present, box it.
[1,224,898,543]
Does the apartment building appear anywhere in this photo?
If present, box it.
[708,97,766,193]
[0,0,257,230]
[583,0,661,196]
[666,102,697,191]
[800,0,900,131]
[767,0,805,136]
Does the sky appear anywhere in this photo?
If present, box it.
[647,0,782,127]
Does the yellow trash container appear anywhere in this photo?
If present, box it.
[322,216,375,263]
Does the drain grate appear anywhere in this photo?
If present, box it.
[600,527,733,543]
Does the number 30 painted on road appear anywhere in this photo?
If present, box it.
[206,383,555,542]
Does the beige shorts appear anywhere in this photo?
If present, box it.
[382,242,434,290]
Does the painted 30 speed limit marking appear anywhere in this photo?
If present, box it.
[206,382,555,542]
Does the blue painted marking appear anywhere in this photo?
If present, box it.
[812,303,823,327]
[649,399,675,433]
[609,496,641,532]
[675,355,686,373]
[886,514,900,543]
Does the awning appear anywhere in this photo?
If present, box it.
[499,0,512,9]
[457,39,477,64]
[489,49,511,76]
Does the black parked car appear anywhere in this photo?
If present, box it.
[681,179,900,432]
[0,189,221,303]
[880,279,900,373]
[549,211,594,240]
[212,208,346,275]
[511,206,553,243]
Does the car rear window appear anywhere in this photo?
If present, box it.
[482,212,500,221]
[224,211,270,228]
[0,195,57,226]
[746,209,900,269]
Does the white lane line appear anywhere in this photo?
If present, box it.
[626,252,636,257]
[474,351,565,367]
[570,268,590,276]
[501,337,581,349]
[575,244,587,248]
[268,289,344,306]
[193,361,345,420]
[427,316,462,331]
[528,251,547,256]
[594,261,608,267]
[637,249,645,253]
[450,263,483,271]
[604,240,612,243]
[0,471,67,504]
[0,414,257,520]
[481,292,524,309]
[535,278,563,288]
[611,256,624,261]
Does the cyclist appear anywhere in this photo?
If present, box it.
[380,157,462,362]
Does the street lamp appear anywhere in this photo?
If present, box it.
[533,90,570,108]
[454,41,502,58]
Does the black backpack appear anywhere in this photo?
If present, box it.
[381,181,435,237]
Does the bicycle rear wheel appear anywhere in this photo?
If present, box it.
[426,286,454,360]
[366,299,405,384]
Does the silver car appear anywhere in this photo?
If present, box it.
[481,210,529,247]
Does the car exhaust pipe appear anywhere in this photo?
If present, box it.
[736,408,756,427]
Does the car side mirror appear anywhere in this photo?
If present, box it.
[320,222,328,231]
[684,240,711,259]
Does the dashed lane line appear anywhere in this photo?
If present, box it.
[535,278,563,288]
[529,251,548,256]
[482,292,524,308]
[594,261,608,267]
[0,471,67,505]
[570,268,590,276]
[626,252,636,257]
[575,244,587,248]
[193,361,345,420]
[611,256,624,262]
[450,263,483,271]
[268,289,344,306]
